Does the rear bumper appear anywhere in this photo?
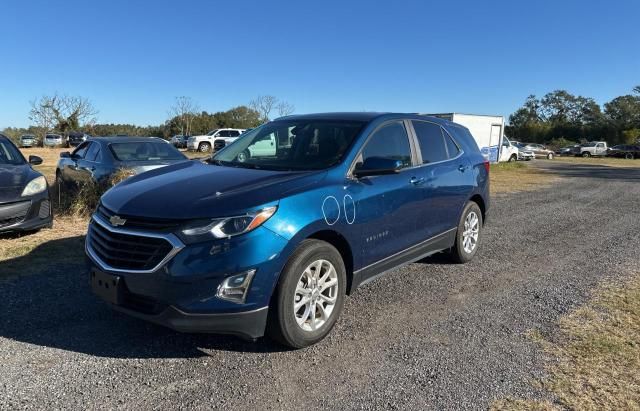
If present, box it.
[111,303,268,340]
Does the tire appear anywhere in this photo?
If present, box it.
[198,142,211,152]
[237,149,250,163]
[625,153,634,160]
[267,239,346,348]
[582,152,591,158]
[508,154,517,162]
[547,153,554,160]
[448,201,483,264]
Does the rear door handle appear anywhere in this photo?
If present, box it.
[458,165,467,172]
[410,176,425,186]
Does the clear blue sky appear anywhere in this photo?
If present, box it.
[1,0,638,128]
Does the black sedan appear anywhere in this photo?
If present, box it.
[0,134,52,233]
[56,136,188,186]
[607,144,640,159]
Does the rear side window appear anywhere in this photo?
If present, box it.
[444,130,460,158]
[109,142,186,161]
[412,121,448,163]
[73,142,91,158]
[229,130,240,137]
[361,121,412,168]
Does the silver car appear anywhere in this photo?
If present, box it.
[19,134,38,148]
[43,134,63,147]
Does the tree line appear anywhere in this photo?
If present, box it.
[506,86,640,147]
[1,94,294,144]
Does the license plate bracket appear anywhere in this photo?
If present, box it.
[91,270,123,305]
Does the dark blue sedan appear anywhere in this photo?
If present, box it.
[56,136,188,186]
[86,113,490,348]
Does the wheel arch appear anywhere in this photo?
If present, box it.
[469,194,486,225]
[306,229,355,295]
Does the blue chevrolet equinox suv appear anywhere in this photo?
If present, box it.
[86,113,490,348]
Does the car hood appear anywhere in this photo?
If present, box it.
[101,160,327,219]
[0,164,42,202]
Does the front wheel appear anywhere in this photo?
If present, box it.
[237,149,250,162]
[625,153,634,160]
[448,201,483,264]
[547,153,554,160]
[508,154,517,162]
[582,152,591,158]
[198,142,211,152]
[267,239,346,348]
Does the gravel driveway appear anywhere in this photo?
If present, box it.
[2,162,639,410]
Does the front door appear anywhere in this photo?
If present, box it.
[346,120,422,268]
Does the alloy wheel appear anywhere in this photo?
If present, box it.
[293,259,338,332]
[462,211,480,254]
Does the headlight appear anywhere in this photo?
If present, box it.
[21,176,47,197]
[180,206,277,242]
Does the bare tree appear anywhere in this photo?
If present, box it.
[249,95,278,123]
[276,101,295,117]
[168,96,199,136]
[29,93,97,137]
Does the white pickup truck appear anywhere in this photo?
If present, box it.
[570,141,608,157]
[187,128,245,152]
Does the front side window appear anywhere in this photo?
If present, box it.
[361,121,412,169]
[73,142,91,158]
[85,142,101,162]
[109,142,186,161]
[412,121,448,164]
[213,120,365,171]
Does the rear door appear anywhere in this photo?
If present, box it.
[409,120,470,238]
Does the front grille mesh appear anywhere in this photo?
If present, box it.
[0,201,30,228]
[88,221,174,271]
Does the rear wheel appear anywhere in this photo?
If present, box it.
[582,152,591,158]
[237,149,250,162]
[625,152,634,160]
[448,201,483,264]
[267,239,346,348]
[198,142,211,152]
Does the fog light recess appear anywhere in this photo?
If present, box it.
[216,270,256,304]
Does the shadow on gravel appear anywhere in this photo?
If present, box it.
[544,163,640,181]
[0,236,287,359]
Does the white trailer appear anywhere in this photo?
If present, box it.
[425,113,506,163]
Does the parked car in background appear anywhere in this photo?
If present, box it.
[43,133,64,147]
[67,132,90,147]
[571,141,608,157]
[56,137,188,186]
[514,143,535,161]
[500,136,519,162]
[19,134,38,148]
[0,134,52,233]
[607,144,640,159]
[86,113,490,348]
[187,128,245,152]
[556,146,578,156]
[170,135,189,149]
[521,143,555,159]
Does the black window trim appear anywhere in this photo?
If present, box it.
[347,119,420,179]
[406,119,464,167]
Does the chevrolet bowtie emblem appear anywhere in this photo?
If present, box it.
[109,215,126,227]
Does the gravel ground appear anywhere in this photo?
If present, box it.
[1,161,639,410]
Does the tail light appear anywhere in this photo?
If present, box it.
[483,160,490,173]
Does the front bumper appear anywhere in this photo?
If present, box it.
[85,215,290,338]
[0,192,53,233]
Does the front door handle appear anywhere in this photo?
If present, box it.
[458,164,467,172]
[410,176,425,186]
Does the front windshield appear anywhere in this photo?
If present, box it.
[206,130,218,136]
[212,119,366,171]
[0,140,26,165]
[580,143,596,147]
[109,141,186,161]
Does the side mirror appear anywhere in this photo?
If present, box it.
[60,151,71,158]
[28,155,43,165]
[354,157,403,178]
